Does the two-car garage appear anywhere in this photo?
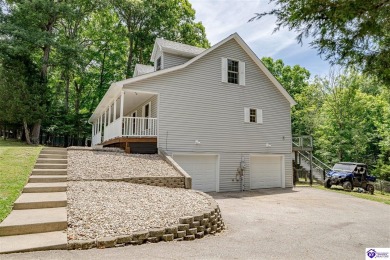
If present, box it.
[173,153,285,192]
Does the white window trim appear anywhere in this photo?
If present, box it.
[244,107,263,124]
[222,57,245,86]
[131,111,137,117]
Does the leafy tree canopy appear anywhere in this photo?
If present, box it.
[250,0,390,88]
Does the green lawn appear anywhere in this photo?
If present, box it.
[296,181,390,205]
[0,139,42,221]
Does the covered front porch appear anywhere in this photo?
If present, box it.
[90,89,158,153]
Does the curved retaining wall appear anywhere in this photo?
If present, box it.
[68,192,225,250]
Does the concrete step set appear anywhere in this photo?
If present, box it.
[0,148,68,254]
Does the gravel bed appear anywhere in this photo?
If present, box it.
[68,150,181,180]
[67,181,211,240]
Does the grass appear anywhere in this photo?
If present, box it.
[0,139,42,222]
[296,180,390,205]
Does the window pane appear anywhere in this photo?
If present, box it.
[250,109,256,123]
[228,72,238,84]
[228,59,239,72]
[156,57,161,71]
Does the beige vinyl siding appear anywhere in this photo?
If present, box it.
[163,53,191,69]
[124,38,292,191]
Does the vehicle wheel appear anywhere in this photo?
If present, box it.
[343,181,352,192]
[366,184,374,195]
[324,178,332,189]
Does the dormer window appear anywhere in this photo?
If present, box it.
[156,57,161,71]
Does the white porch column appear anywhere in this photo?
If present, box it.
[120,91,124,136]
[104,110,107,127]
[120,91,124,118]
[108,104,111,124]
[99,114,103,133]
[113,98,117,121]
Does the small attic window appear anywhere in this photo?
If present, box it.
[156,57,161,71]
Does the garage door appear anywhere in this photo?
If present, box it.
[173,154,218,192]
[250,155,282,189]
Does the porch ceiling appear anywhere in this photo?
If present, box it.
[123,91,154,116]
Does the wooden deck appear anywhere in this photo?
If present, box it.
[102,137,157,154]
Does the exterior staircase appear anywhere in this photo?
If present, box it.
[0,147,68,254]
[294,151,332,184]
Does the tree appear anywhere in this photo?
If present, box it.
[261,57,312,134]
[0,54,45,144]
[312,71,387,166]
[112,0,209,77]
[0,0,70,143]
[372,88,390,180]
[250,0,390,88]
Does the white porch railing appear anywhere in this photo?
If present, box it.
[92,132,102,146]
[104,118,122,141]
[99,117,158,143]
[122,117,157,137]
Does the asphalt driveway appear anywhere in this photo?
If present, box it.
[6,187,390,260]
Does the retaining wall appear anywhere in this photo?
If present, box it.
[68,192,225,249]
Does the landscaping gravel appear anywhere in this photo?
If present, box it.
[67,181,211,240]
[68,150,181,180]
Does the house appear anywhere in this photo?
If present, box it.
[89,33,296,192]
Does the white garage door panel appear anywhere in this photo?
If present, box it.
[250,156,282,189]
[173,155,218,192]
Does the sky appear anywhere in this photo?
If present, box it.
[190,0,332,77]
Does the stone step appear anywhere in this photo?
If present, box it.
[0,207,67,236]
[41,149,67,155]
[13,192,67,210]
[32,169,67,175]
[0,231,67,254]
[36,158,68,164]
[29,175,67,183]
[23,183,67,193]
[39,154,67,159]
[34,164,67,169]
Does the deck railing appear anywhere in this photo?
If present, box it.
[122,117,157,137]
[292,135,313,150]
[99,117,158,143]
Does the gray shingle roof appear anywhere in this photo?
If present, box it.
[134,64,154,76]
[156,38,206,57]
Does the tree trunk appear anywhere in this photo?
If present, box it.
[31,120,41,144]
[23,119,32,145]
[5,124,8,139]
[63,72,70,113]
[1,124,5,140]
[125,36,134,78]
